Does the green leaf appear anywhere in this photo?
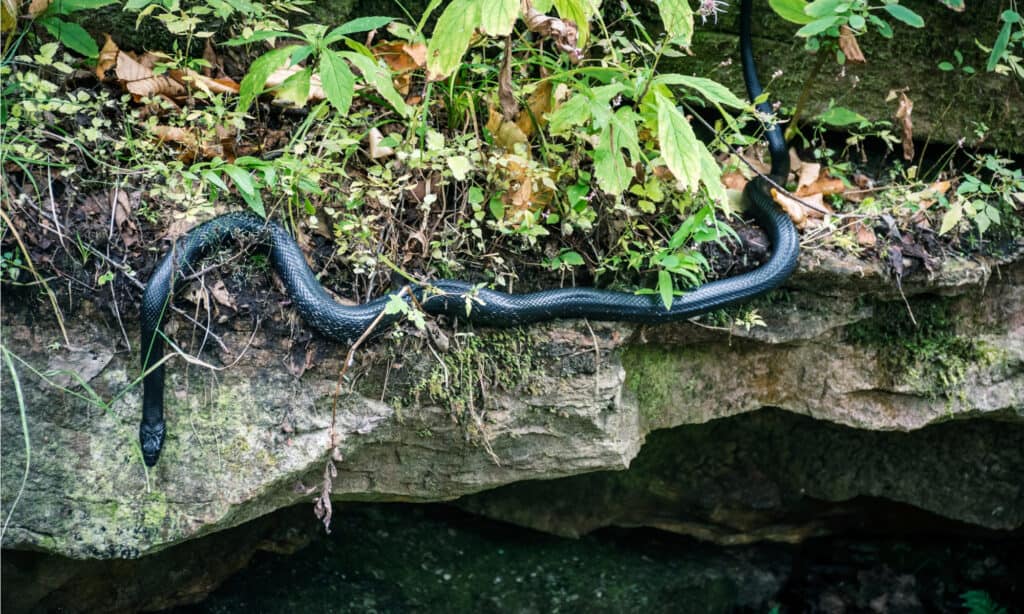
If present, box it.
[384,294,410,316]
[795,15,840,37]
[656,93,702,193]
[223,30,295,46]
[224,166,265,217]
[553,0,591,46]
[658,269,673,310]
[479,0,519,36]
[938,200,962,235]
[698,144,727,207]
[816,105,868,126]
[547,93,591,135]
[938,61,955,71]
[43,0,118,15]
[341,51,411,117]
[804,0,843,18]
[274,66,311,107]
[987,22,1012,71]
[561,251,585,266]
[320,49,356,115]
[939,0,965,11]
[652,0,693,46]
[593,107,641,196]
[768,0,813,24]
[882,4,924,28]
[848,14,865,30]
[426,0,479,79]
[1003,10,1022,24]
[489,197,505,220]
[238,45,296,114]
[324,16,395,44]
[39,17,98,58]
[653,74,746,109]
[447,155,472,180]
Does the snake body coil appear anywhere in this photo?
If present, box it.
[139,0,794,466]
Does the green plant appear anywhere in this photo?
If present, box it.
[961,590,1008,614]
[31,0,117,58]
[939,153,1024,237]
[982,9,1023,78]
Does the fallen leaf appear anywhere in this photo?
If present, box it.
[771,188,807,228]
[797,162,821,192]
[796,176,845,198]
[853,221,877,247]
[721,170,748,191]
[838,25,866,63]
[46,344,113,388]
[515,80,552,138]
[96,36,186,100]
[895,91,914,161]
[264,64,326,103]
[208,279,237,310]
[28,0,49,18]
[368,127,394,159]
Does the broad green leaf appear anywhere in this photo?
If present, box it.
[42,0,118,15]
[593,127,633,196]
[697,144,727,207]
[816,105,868,126]
[553,0,590,46]
[653,74,746,109]
[39,17,98,57]
[546,92,591,134]
[224,166,265,217]
[939,201,962,235]
[223,30,295,46]
[795,15,840,37]
[652,0,693,46]
[238,45,296,114]
[769,0,813,24]
[939,0,964,11]
[658,269,673,310]
[882,4,924,28]
[804,0,844,18]
[1,0,15,33]
[987,22,1012,71]
[320,49,355,115]
[447,155,472,180]
[479,0,519,36]
[426,0,479,79]
[848,14,865,30]
[384,294,410,315]
[656,93,702,193]
[324,16,394,44]
[1003,10,1022,24]
[341,51,412,117]
[561,251,585,266]
[274,66,311,107]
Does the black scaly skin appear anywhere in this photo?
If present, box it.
[139,0,795,467]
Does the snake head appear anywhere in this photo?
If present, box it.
[140,421,166,467]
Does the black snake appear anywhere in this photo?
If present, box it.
[139,0,796,466]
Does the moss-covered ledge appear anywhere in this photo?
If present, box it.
[2,243,1022,560]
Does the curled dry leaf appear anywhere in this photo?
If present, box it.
[796,176,845,198]
[853,221,877,247]
[368,127,395,159]
[772,188,807,228]
[208,279,237,310]
[721,170,748,191]
[797,162,821,192]
[373,40,426,96]
[838,25,866,63]
[895,91,914,161]
[515,80,553,138]
[522,3,582,62]
[96,36,186,101]
[264,64,326,103]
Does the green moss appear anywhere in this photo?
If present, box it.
[142,491,168,530]
[400,328,540,434]
[845,297,991,397]
[620,345,701,427]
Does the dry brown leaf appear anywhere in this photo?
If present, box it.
[772,188,807,228]
[908,179,951,210]
[170,68,240,95]
[895,91,914,161]
[522,4,582,62]
[515,80,552,138]
[796,176,845,198]
[264,64,326,103]
[373,40,426,72]
[721,171,748,191]
[28,0,50,18]
[838,26,866,63]
[150,124,231,160]
[368,127,394,159]
[208,279,237,310]
[853,221,877,247]
[96,36,187,100]
[797,162,821,192]
[788,148,803,174]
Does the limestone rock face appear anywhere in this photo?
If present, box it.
[1,245,1022,561]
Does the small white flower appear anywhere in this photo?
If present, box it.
[698,0,728,24]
